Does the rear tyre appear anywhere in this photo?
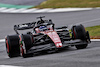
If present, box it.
[5,35,20,58]
[71,24,88,49]
[21,34,33,58]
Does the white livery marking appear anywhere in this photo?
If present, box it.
[19,24,28,28]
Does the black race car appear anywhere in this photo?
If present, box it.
[5,16,91,58]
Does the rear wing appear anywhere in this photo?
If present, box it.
[14,22,36,34]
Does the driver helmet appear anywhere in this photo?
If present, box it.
[39,26,47,31]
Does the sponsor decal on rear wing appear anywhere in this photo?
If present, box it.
[14,22,36,30]
[14,22,36,34]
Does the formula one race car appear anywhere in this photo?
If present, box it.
[5,16,91,58]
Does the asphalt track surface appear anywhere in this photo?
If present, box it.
[0,0,46,6]
[0,9,100,39]
[0,9,100,67]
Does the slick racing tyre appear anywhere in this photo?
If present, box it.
[21,47,33,58]
[75,44,88,49]
[71,24,88,49]
[5,35,20,58]
[86,31,91,43]
[71,24,86,40]
[21,34,33,58]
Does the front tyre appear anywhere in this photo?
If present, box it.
[71,24,86,40]
[71,24,88,49]
[75,44,88,49]
[86,31,91,43]
[21,47,33,58]
[21,34,33,58]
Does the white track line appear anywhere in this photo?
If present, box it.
[91,39,100,41]
[32,8,53,13]
[9,8,27,13]
[0,39,99,43]
[21,8,38,13]
[0,39,5,42]
[0,8,16,12]
[0,65,22,67]
[0,7,7,11]
[48,8,92,12]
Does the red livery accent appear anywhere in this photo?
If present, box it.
[6,39,9,55]
[43,31,62,48]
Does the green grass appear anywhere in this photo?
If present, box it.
[86,25,100,39]
[35,0,100,8]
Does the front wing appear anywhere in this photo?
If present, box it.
[26,39,88,54]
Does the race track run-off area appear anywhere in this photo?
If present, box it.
[0,9,100,67]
